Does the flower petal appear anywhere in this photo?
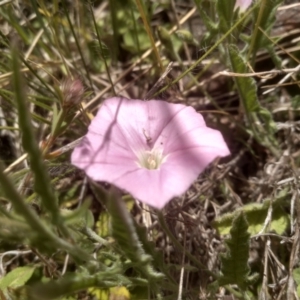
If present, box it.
[112,167,188,209]
[71,97,230,209]
[165,126,230,155]
[71,134,138,182]
[234,0,252,12]
[128,130,229,208]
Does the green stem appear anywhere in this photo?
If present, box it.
[88,1,116,96]
[135,0,163,71]
[247,0,267,65]
[81,227,109,247]
[62,1,94,90]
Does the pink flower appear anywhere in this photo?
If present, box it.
[234,0,252,12]
[71,97,230,209]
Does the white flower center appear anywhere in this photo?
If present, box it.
[137,148,166,170]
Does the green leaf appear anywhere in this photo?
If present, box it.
[107,190,164,282]
[214,194,289,236]
[219,212,250,289]
[227,47,278,153]
[122,29,151,53]
[175,30,199,46]
[96,195,134,238]
[193,0,218,32]
[11,45,60,222]
[257,107,278,136]
[293,268,300,285]
[248,0,284,62]
[216,0,236,33]
[157,26,182,63]
[50,103,61,136]
[0,266,35,290]
[228,45,260,113]
[29,271,131,300]
[294,268,300,297]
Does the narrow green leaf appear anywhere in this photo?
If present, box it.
[107,190,164,281]
[61,1,94,89]
[193,0,218,32]
[216,0,236,33]
[248,0,284,64]
[51,103,59,135]
[227,47,279,155]
[228,45,260,113]
[11,44,60,224]
[219,212,250,289]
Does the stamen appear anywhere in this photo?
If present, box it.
[147,154,157,169]
[136,148,166,170]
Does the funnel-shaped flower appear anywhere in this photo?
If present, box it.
[71,97,230,209]
[234,0,252,12]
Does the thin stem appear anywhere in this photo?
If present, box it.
[62,1,94,90]
[88,1,116,96]
[135,0,163,71]
[248,0,267,65]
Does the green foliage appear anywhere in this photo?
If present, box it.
[293,268,300,297]
[96,195,134,238]
[11,45,60,222]
[107,191,164,283]
[194,0,218,33]
[248,0,285,63]
[228,45,259,113]
[28,270,132,300]
[122,28,151,53]
[214,192,290,236]
[219,212,250,289]
[157,26,182,63]
[216,0,236,34]
[175,29,199,46]
[134,219,165,271]
[228,45,279,153]
[0,266,35,291]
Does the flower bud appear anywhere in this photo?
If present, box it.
[60,78,84,108]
